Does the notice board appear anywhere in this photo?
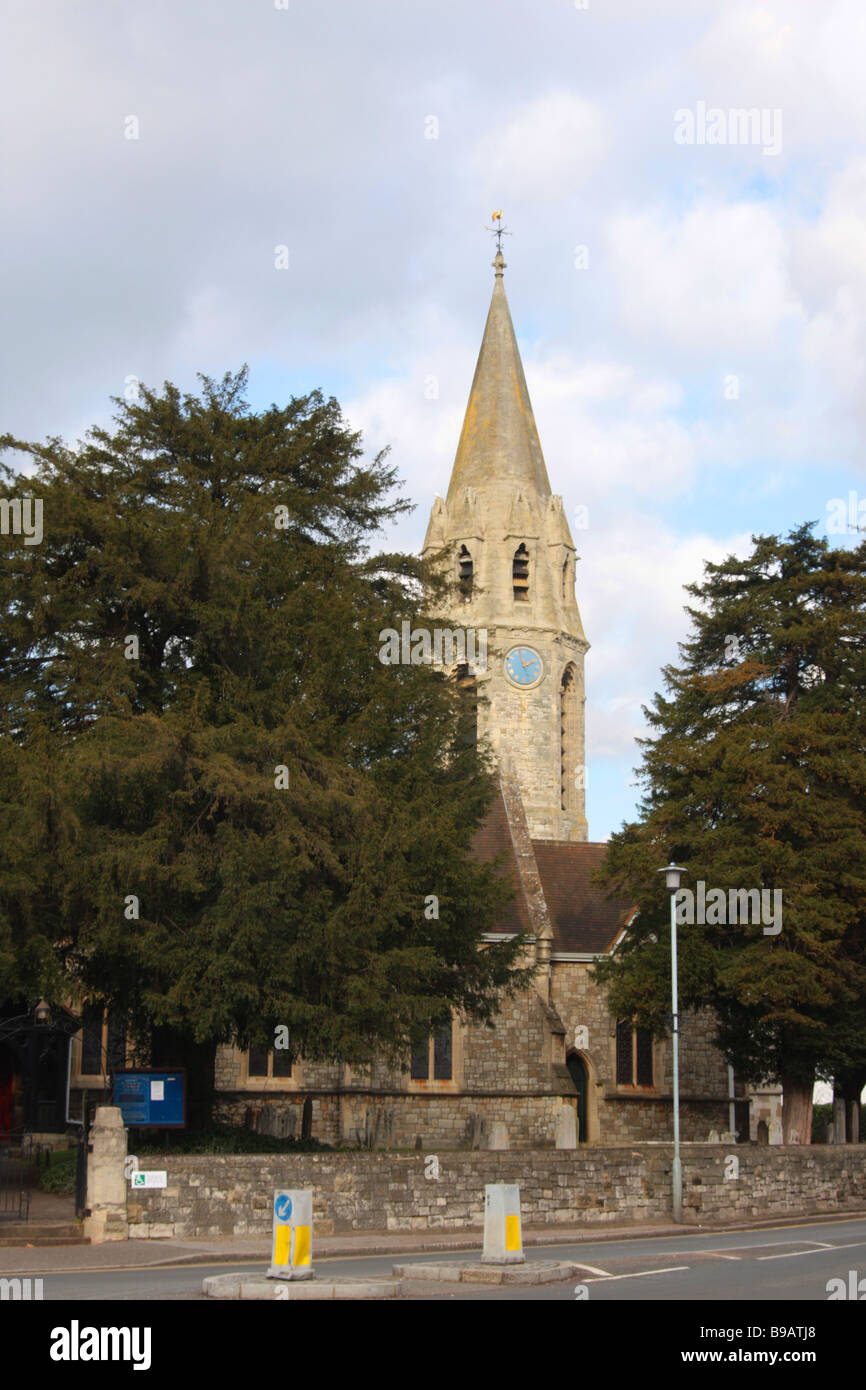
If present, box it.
[112,1070,186,1128]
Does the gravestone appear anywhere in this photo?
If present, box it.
[488,1122,509,1150]
[555,1106,577,1149]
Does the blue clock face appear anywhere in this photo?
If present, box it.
[505,646,543,687]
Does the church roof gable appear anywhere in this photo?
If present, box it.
[531,840,635,954]
[471,786,634,954]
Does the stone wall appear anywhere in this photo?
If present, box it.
[127,1144,866,1239]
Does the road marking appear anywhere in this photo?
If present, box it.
[572,1262,612,1277]
[585,1265,689,1283]
[711,1239,832,1256]
[758,1240,866,1262]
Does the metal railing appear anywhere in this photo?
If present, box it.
[0,1137,31,1222]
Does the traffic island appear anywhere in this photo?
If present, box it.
[394,1183,578,1285]
[392,1259,580,1286]
[202,1272,401,1300]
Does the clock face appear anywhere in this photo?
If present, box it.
[505,646,543,688]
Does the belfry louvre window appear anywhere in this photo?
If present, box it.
[512,544,529,601]
[458,545,474,601]
[616,1021,654,1087]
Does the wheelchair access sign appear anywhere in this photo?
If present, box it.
[131,1170,167,1189]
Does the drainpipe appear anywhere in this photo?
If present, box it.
[728,1065,736,1138]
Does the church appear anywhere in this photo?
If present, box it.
[200,244,737,1148]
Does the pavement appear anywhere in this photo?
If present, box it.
[2,1207,866,1275]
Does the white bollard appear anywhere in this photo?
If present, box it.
[481,1183,525,1265]
[267,1189,314,1280]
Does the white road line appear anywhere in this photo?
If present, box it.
[708,1251,839,1262]
[758,1241,866,1262]
[572,1262,612,1277]
[585,1265,690,1283]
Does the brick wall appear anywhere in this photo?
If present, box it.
[126,1145,866,1239]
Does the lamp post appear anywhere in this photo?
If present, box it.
[658,863,687,1224]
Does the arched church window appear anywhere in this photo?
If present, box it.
[512,543,529,601]
[560,664,579,811]
[458,545,473,601]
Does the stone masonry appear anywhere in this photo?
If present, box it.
[127,1145,866,1239]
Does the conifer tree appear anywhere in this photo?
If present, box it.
[593,524,866,1143]
[0,370,527,1121]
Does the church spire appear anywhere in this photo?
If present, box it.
[445,242,552,506]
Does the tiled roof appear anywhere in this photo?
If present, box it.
[472,786,634,954]
[531,840,635,954]
[471,785,531,935]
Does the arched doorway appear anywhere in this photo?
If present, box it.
[566,1051,589,1143]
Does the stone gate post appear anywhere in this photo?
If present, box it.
[83,1105,128,1243]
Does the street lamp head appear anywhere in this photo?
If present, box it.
[34,998,51,1026]
[657,863,687,891]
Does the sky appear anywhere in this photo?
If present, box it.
[1,0,865,842]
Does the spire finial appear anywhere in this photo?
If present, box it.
[485,210,511,275]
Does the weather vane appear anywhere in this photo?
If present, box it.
[485,210,512,254]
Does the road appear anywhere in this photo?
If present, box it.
[14,1215,866,1300]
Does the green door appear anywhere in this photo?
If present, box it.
[566,1052,588,1142]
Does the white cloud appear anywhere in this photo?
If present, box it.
[472,90,606,203]
[796,160,866,437]
[580,519,752,762]
[607,202,802,354]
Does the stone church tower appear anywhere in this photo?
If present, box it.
[423,249,589,841]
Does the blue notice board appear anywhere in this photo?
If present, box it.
[112,1070,186,1128]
